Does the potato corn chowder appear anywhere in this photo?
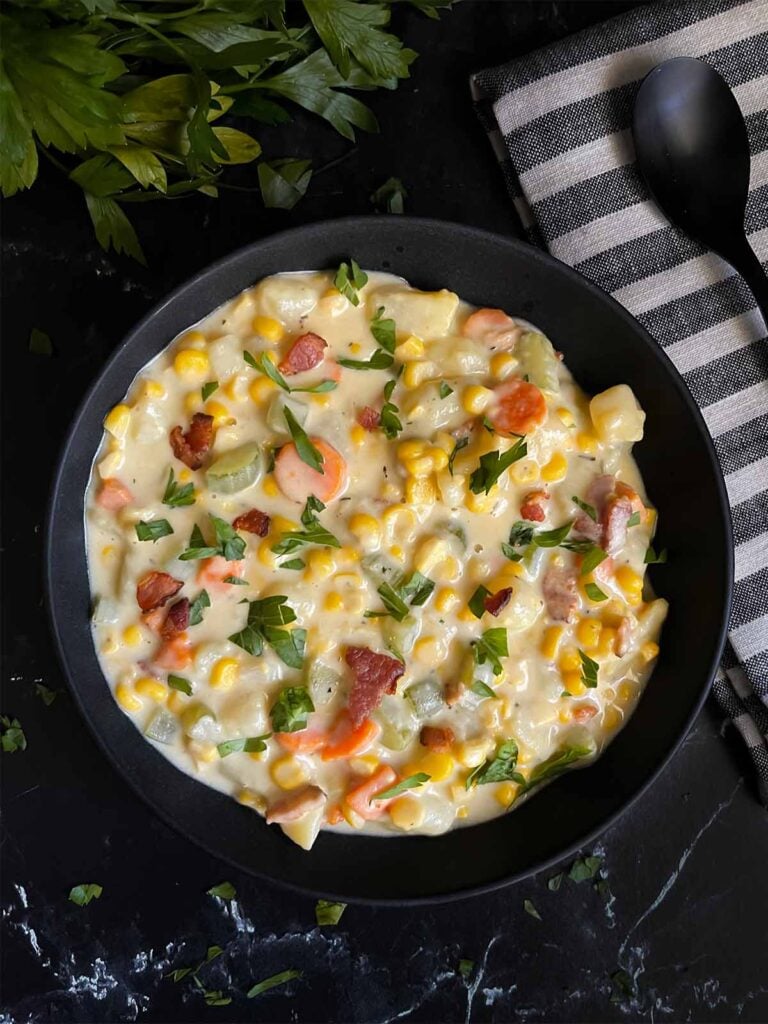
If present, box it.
[86,266,667,851]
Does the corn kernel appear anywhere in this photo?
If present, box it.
[341,803,365,830]
[104,404,131,440]
[466,490,499,514]
[210,657,239,690]
[490,352,517,380]
[270,755,310,791]
[597,627,617,657]
[122,625,142,647]
[414,636,439,663]
[396,335,425,361]
[615,566,643,604]
[166,690,187,714]
[640,641,659,662]
[456,805,469,819]
[116,681,142,713]
[540,625,564,660]
[381,482,403,502]
[414,751,454,782]
[559,708,572,724]
[457,604,478,623]
[414,536,448,575]
[189,741,218,765]
[301,549,334,582]
[397,439,428,460]
[135,676,168,703]
[468,558,493,583]
[405,476,438,504]
[142,380,166,400]
[101,636,119,656]
[555,406,575,427]
[252,316,284,342]
[258,540,277,568]
[603,706,622,730]
[184,391,202,416]
[576,432,598,454]
[495,781,519,807]
[576,617,602,650]
[404,454,434,478]
[324,592,344,612]
[618,681,634,703]
[461,385,494,416]
[237,788,267,812]
[248,377,276,404]
[348,513,381,550]
[248,747,268,762]
[262,476,279,497]
[349,755,379,776]
[222,376,243,402]
[559,647,581,672]
[479,702,501,729]
[403,361,437,389]
[389,795,425,830]
[350,423,366,446]
[541,451,567,482]
[174,349,210,379]
[101,545,116,561]
[562,670,586,696]
[435,555,462,583]
[204,400,233,428]
[435,587,460,613]
[180,330,206,348]
[456,737,493,769]
[178,468,192,483]
[510,460,540,485]
[429,446,449,472]
[339,545,361,563]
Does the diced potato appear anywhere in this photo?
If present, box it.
[208,334,244,379]
[495,579,544,633]
[516,331,560,392]
[367,286,459,339]
[219,691,267,734]
[254,275,321,325]
[280,799,326,850]
[427,337,489,376]
[590,385,645,443]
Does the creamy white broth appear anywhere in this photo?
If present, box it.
[86,270,666,850]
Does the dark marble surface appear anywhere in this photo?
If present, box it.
[2,3,767,1022]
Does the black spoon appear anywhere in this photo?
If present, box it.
[632,56,768,329]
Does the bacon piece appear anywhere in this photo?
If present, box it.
[572,704,598,723]
[141,608,166,634]
[357,405,380,431]
[616,616,632,657]
[136,571,183,613]
[484,587,513,617]
[520,489,548,522]
[419,725,455,752]
[278,332,327,375]
[573,474,618,543]
[602,495,633,556]
[232,508,270,536]
[444,681,464,706]
[97,478,134,511]
[169,412,214,470]
[615,481,645,515]
[266,785,326,824]
[345,646,405,727]
[542,566,579,622]
[161,598,190,639]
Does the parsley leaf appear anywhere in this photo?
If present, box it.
[334,259,368,305]
[247,969,302,999]
[338,348,394,371]
[373,570,435,620]
[517,741,596,796]
[1,716,26,753]
[584,582,608,602]
[69,883,102,907]
[569,855,602,883]
[627,511,641,527]
[168,675,193,696]
[438,381,453,399]
[179,516,245,561]
[532,523,572,547]
[370,176,407,214]
[304,0,416,82]
[246,350,336,393]
[579,649,599,688]
[458,959,474,980]
[259,158,312,210]
[284,406,324,472]
[229,597,304,667]
[29,327,52,356]
[572,495,597,521]
[280,558,305,571]
[373,773,430,800]
[448,435,469,476]
[135,519,173,543]
[376,583,410,622]
[468,585,491,619]
[35,684,57,706]
[163,467,196,508]
[466,739,523,789]
[645,545,668,564]
[217,735,270,758]
[188,590,210,627]
[469,436,527,494]
[315,900,347,926]
[370,306,396,353]
[472,627,508,676]
[547,873,564,891]
[508,522,535,547]
[271,498,340,554]
[471,680,496,699]
[524,899,541,920]
[270,686,314,733]
[207,881,236,900]
[201,380,219,402]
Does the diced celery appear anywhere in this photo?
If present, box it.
[375,695,419,751]
[436,518,466,549]
[361,553,400,586]
[145,709,178,745]
[383,614,420,660]
[205,442,263,494]
[91,596,119,626]
[266,394,308,435]
[405,675,444,720]
[516,331,560,393]
[307,662,342,706]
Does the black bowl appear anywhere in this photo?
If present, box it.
[46,217,733,904]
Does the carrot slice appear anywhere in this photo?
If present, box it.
[462,308,515,340]
[154,633,192,670]
[321,710,380,761]
[275,724,328,753]
[326,804,344,825]
[97,478,134,510]
[488,379,547,436]
[196,556,244,589]
[274,439,347,505]
[344,765,398,821]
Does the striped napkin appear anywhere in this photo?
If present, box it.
[471,0,768,804]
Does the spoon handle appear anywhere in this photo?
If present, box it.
[730,237,768,333]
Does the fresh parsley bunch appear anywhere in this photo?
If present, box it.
[1,0,451,262]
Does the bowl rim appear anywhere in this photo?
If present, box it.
[44,215,734,904]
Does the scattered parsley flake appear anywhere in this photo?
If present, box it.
[524,898,541,920]
[247,969,302,998]
[35,684,57,706]
[135,519,173,542]
[334,259,368,306]
[168,675,193,696]
[315,900,347,926]
[373,773,430,801]
[201,380,219,402]
[1,716,27,753]
[163,467,196,508]
[469,436,527,494]
[568,855,602,883]
[69,883,102,906]
[207,881,236,900]
[579,649,599,688]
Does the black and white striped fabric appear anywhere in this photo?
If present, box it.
[471,0,768,804]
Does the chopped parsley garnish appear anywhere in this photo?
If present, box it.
[271,497,340,555]
[247,969,302,999]
[469,436,527,494]
[203,991,231,1006]
[481,415,496,434]
[1,716,26,753]
[610,969,635,1004]
[315,900,347,926]
[188,589,210,626]
[644,545,668,564]
[379,377,403,439]
[284,406,324,473]
[584,582,608,602]
[223,575,248,585]
[508,521,535,547]
[458,959,474,980]
[468,585,491,619]
[270,686,314,733]
[532,522,572,547]
[280,558,305,571]
[627,511,641,527]
[579,649,599,688]
[438,381,453,399]
[470,680,496,700]
[68,883,102,907]
[166,945,225,992]
[338,349,394,371]
[376,583,410,621]
[339,305,397,371]
[369,306,396,353]
[524,899,541,920]
[245,350,337,394]
[472,627,508,676]
[179,517,245,562]
[201,380,219,402]
[229,596,306,669]
[35,684,57,706]
[370,177,407,214]
[572,495,597,521]
[207,881,236,900]
[334,259,368,306]
[448,435,469,476]
[29,327,52,356]
[373,773,430,800]
[574,543,608,576]
[168,675,193,696]
[517,741,596,796]
[135,519,173,543]
[372,570,435,621]
[569,855,602,882]
[466,739,523,789]
[216,735,270,758]
[162,467,196,508]
[547,872,564,891]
